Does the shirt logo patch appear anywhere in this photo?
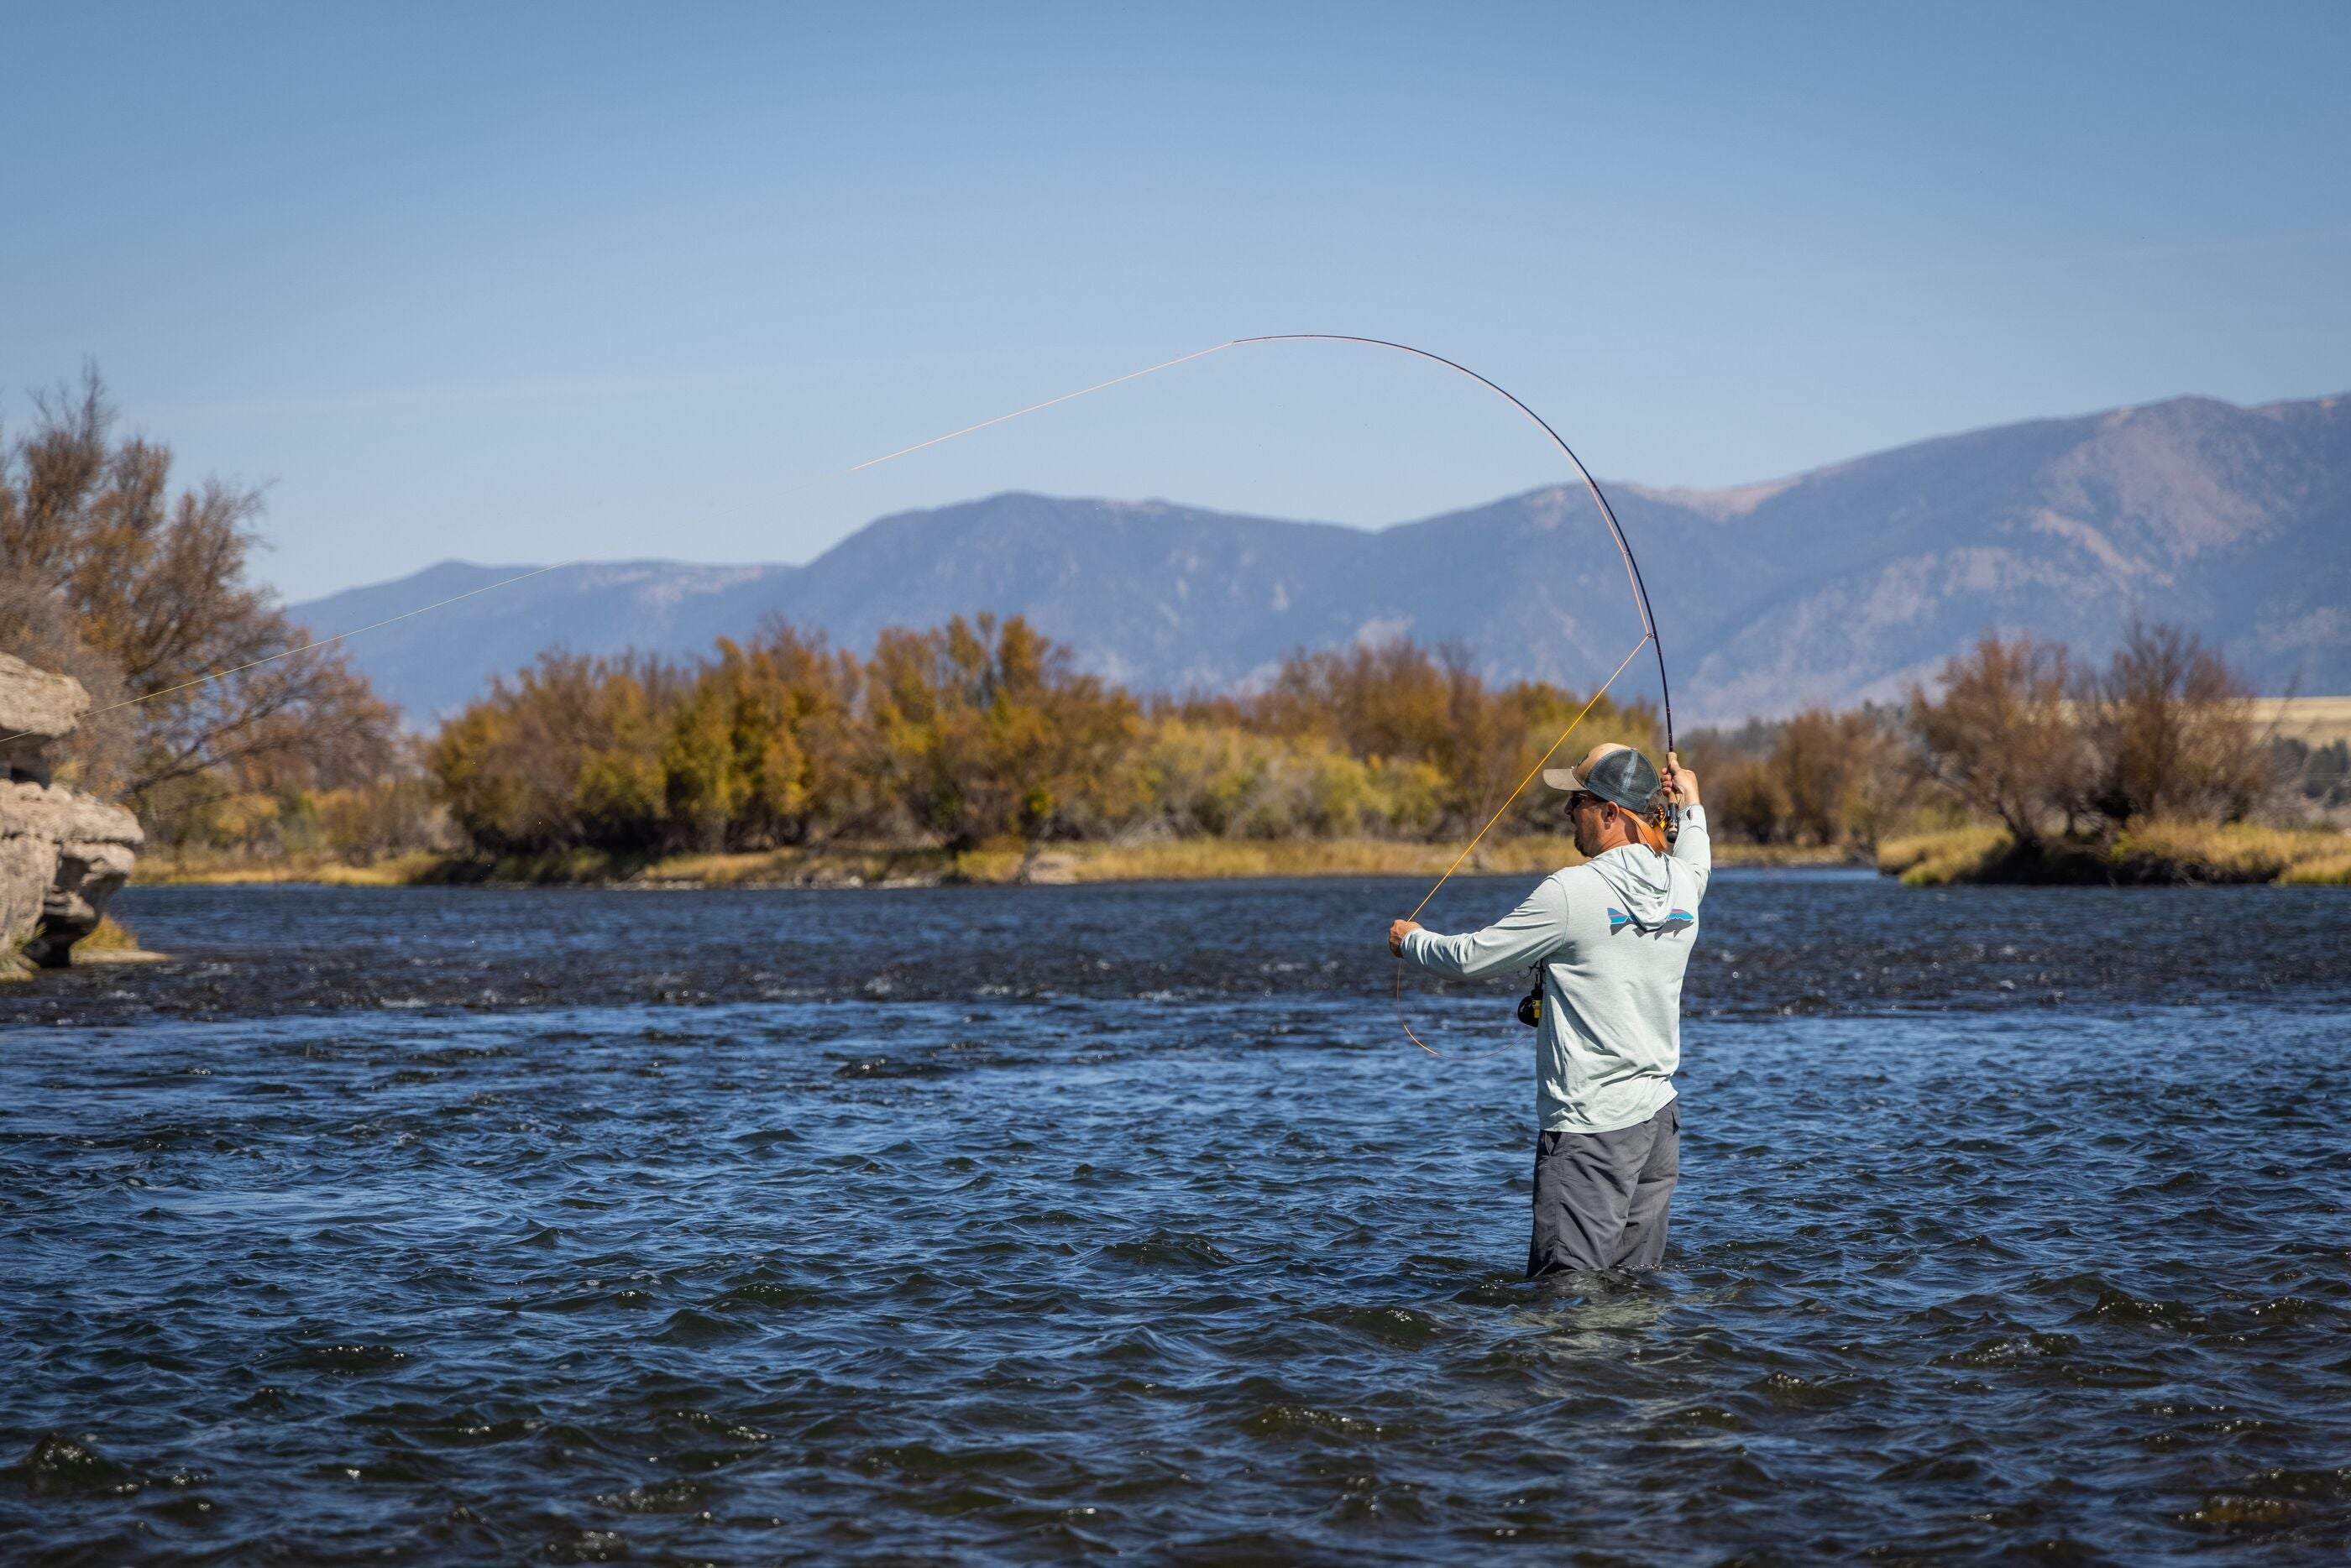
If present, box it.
[1606,907,1698,933]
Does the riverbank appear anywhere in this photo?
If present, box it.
[134,836,1862,889]
[153,824,2351,891]
[1878,822,2351,885]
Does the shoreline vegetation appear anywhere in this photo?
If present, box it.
[7,380,2339,902]
[1879,823,2351,886]
[121,614,2348,894]
[134,823,2351,890]
[135,836,1867,891]
[131,610,2350,893]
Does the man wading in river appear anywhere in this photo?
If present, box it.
[1389,745,1708,1277]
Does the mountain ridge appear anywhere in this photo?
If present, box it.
[293,389,2351,724]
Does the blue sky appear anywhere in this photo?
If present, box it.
[5,2,2347,601]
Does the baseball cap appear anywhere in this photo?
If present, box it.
[1542,742,1661,813]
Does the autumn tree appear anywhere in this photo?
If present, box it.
[0,369,395,810]
[0,575,132,792]
[2076,619,2266,825]
[662,626,868,851]
[1213,638,1657,839]
[1910,633,2084,849]
[431,652,675,855]
[1760,706,1918,847]
[1666,723,1770,842]
[869,614,1141,849]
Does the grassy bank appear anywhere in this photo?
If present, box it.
[1879,823,2351,886]
[135,836,1859,889]
[138,850,454,887]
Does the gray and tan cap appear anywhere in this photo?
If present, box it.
[1542,742,1661,813]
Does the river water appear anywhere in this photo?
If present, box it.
[4,872,2348,1563]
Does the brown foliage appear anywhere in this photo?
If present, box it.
[0,575,134,792]
[428,623,1670,858]
[1773,708,1918,846]
[2078,618,2265,824]
[1180,639,1657,839]
[1906,621,2271,845]
[1909,633,2084,848]
[432,614,1145,856]
[1675,708,1919,849]
[0,368,397,809]
[427,605,2274,864]
[867,614,1143,849]
[432,652,681,855]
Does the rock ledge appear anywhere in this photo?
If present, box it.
[0,653,144,970]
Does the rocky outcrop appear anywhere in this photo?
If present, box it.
[0,653,142,970]
[0,655,89,785]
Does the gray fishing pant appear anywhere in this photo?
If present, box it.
[1527,1097,1679,1278]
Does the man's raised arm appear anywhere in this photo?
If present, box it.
[1388,878,1569,980]
[1668,755,1711,902]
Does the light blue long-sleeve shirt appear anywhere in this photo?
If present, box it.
[1402,807,1711,1133]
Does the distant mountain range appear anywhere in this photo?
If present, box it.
[293,390,2351,726]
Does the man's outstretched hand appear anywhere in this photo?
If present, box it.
[1388,918,1422,956]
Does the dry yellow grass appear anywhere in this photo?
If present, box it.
[2113,821,2317,882]
[133,833,1858,891]
[1058,836,1582,883]
[2280,849,2351,886]
[139,850,447,886]
[1877,825,2012,885]
[642,846,963,887]
[637,834,1856,886]
[644,836,1594,887]
[1880,821,2351,885]
[78,913,141,950]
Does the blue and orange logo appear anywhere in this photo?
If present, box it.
[1607,907,1696,933]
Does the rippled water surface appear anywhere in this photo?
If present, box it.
[5,873,2350,1563]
